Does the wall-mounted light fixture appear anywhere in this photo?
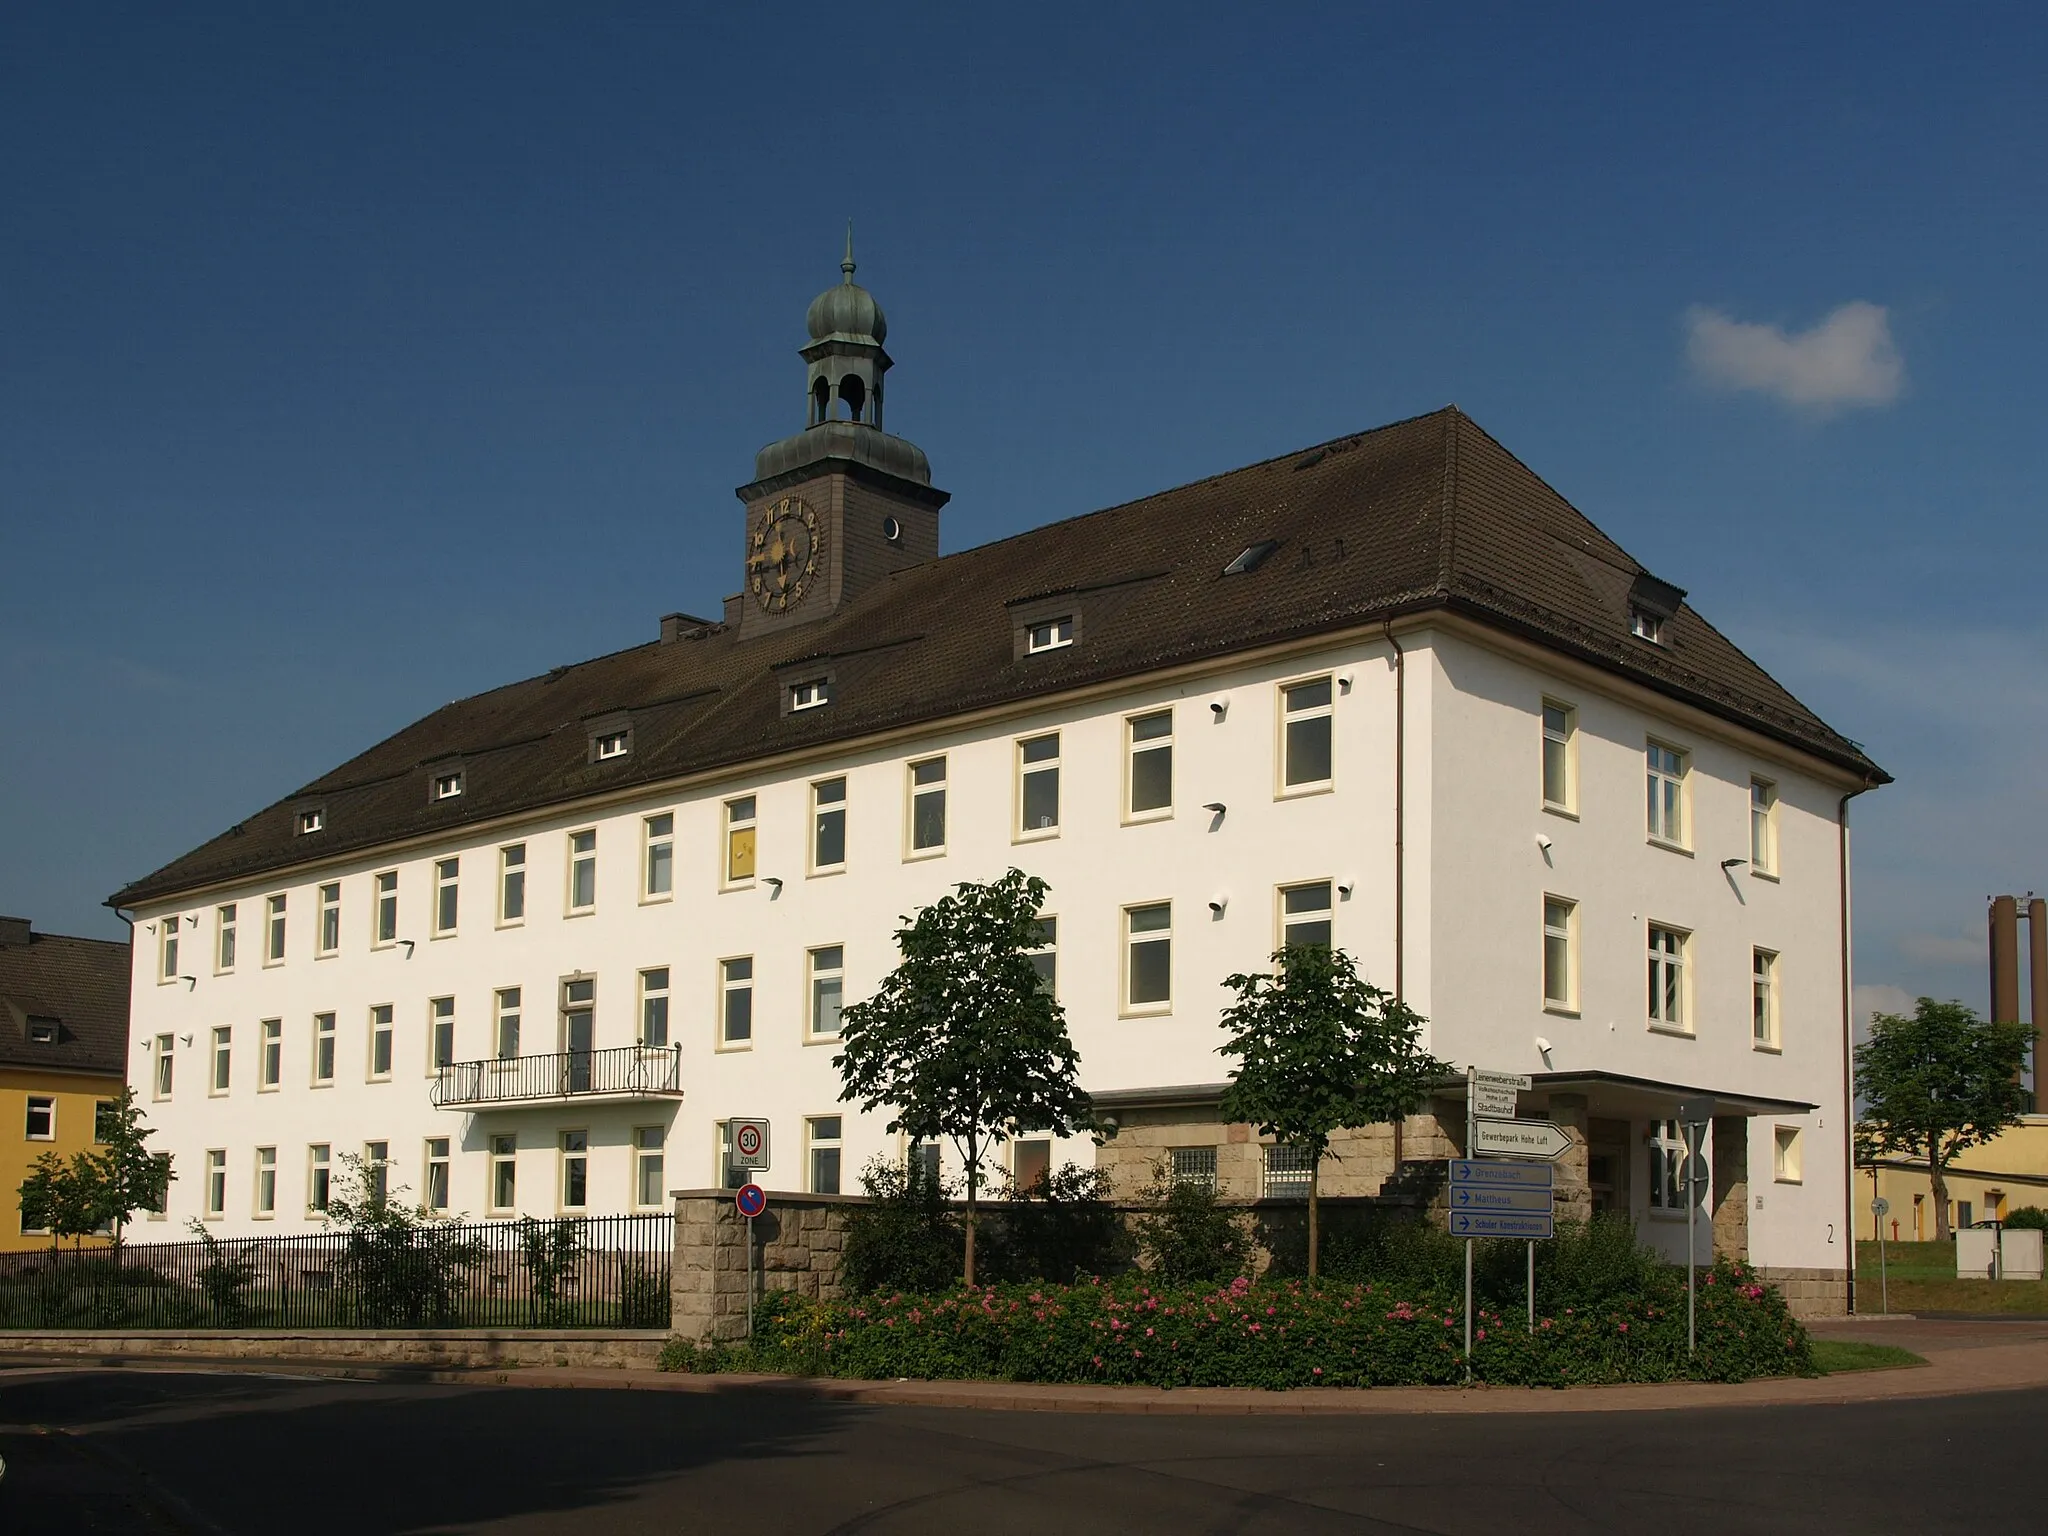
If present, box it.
[1209,699,1228,720]
[1536,834,1553,853]
[180,976,196,991]
[1207,894,1229,916]
[1720,857,1749,870]
[1337,879,1354,900]
[399,939,416,959]
[1337,675,1353,694]
[765,877,784,896]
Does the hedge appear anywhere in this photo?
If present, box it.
[663,1257,1814,1387]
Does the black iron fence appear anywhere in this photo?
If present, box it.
[431,1045,683,1107]
[0,1212,673,1331]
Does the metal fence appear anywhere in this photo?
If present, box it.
[431,1045,683,1107]
[0,1212,673,1331]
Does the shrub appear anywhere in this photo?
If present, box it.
[2001,1206,2048,1232]
[188,1220,258,1324]
[983,1164,1132,1284]
[1131,1166,1252,1284]
[841,1155,963,1294]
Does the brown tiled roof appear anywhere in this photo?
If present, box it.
[0,923,130,1077]
[109,407,1885,908]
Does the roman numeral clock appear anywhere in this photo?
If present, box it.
[745,495,823,613]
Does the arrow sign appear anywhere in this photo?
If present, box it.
[1453,1186,1553,1213]
[1448,1209,1554,1239]
[1450,1159,1554,1189]
[1472,1117,1572,1160]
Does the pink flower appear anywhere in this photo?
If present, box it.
[1618,1322,1629,1333]
[1145,1327,1154,1337]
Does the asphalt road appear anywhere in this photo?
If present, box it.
[1,1365,2035,1535]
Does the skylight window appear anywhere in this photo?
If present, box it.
[1223,540,1280,576]
[595,730,630,760]
[790,679,830,712]
[296,808,325,835]
[433,771,464,801]
[1027,616,1075,654]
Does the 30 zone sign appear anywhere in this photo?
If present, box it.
[730,1118,770,1170]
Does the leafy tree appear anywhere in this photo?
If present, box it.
[835,868,1094,1285]
[324,1153,484,1325]
[1855,998,2033,1241]
[87,1088,175,1257]
[16,1150,98,1252]
[1217,943,1447,1277]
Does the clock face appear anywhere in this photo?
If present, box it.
[746,496,823,613]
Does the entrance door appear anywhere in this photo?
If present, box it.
[562,977,595,1093]
[1587,1118,1631,1216]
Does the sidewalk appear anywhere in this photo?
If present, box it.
[6,1317,2047,1416]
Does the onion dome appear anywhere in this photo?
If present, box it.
[805,224,888,345]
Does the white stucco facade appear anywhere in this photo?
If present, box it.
[120,615,1863,1281]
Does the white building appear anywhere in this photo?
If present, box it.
[112,249,1885,1310]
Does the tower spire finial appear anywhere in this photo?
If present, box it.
[841,220,856,283]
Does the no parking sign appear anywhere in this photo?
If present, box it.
[736,1183,766,1219]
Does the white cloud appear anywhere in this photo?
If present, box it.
[1685,301,1904,411]
[1853,984,1917,1042]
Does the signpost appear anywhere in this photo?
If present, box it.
[1470,1070,1530,1119]
[736,1182,767,1337]
[731,1119,771,1171]
[1472,1118,1572,1160]
[1677,1098,1716,1358]
[1455,1069,1561,1374]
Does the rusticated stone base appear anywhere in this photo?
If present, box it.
[1757,1266,1850,1319]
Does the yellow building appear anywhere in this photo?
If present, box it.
[1,915,129,1252]
[1863,1116,2048,1241]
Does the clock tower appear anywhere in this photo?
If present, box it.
[731,228,948,636]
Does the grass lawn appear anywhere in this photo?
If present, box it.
[1809,1339,1927,1374]
[1856,1240,2048,1314]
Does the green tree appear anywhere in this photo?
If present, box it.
[83,1088,175,1257]
[324,1152,485,1325]
[1855,997,2033,1241]
[834,868,1094,1285]
[16,1150,98,1252]
[1217,944,1447,1278]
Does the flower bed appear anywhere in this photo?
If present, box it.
[663,1258,1814,1387]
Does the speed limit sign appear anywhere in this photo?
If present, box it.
[730,1118,770,1170]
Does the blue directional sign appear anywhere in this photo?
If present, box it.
[1451,1185,1553,1213]
[1449,1159,1554,1190]
[1448,1209,1554,1239]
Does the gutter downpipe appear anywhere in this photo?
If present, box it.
[1384,619,1407,1170]
[1839,781,1874,1314]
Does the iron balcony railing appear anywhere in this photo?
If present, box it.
[432,1044,683,1109]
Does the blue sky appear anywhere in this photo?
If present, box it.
[3,4,2044,1019]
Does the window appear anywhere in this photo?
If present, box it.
[434,858,459,933]
[1170,1146,1217,1191]
[312,1012,336,1084]
[808,1116,843,1194]
[1280,882,1333,951]
[640,968,670,1047]
[369,1003,394,1079]
[364,1141,389,1203]
[1541,701,1575,810]
[790,678,829,711]
[718,1123,748,1190]
[808,946,845,1038]
[561,1130,589,1210]
[1127,710,1173,818]
[1774,1126,1803,1184]
[24,1096,54,1140]
[811,777,847,871]
[725,797,756,883]
[210,1025,231,1094]
[1646,742,1687,846]
[1124,902,1173,1010]
[205,1149,226,1217]
[314,882,340,955]
[254,1148,276,1217]
[434,770,464,800]
[297,807,324,835]
[1753,949,1779,1048]
[308,1145,331,1212]
[1630,608,1665,644]
[153,1034,175,1098]
[28,1018,56,1044]
[908,756,947,854]
[1647,925,1688,1030]
[635,1126,666,1208]
[158,915,179,981]
[1543,898,1576,1011]
[375,871,399,945]
[425,1138,451,1211]
[567,830,597,911]
[1263,1144,1313,1199]
[430,996,456,1069]
[1018,733,1060,835]
[1751,777,1778,874]
[596,729,630,760]
[259,1019,282,1089]
[490,1134,517,1211]
[495,987,522,1058]
[265,893,287,962]
[1281,677,1334,791]
[721,957,754,1046]
[93,1101,117,1143]
[1026,615,1074,653]
[1222,540,1280,576]
[1647,1120,1688,1210]
[911,1140,941,1185]
[217,903,237,971]
[562,978,595,1064]
[644,813,674,898]
[1027,917,1057,996]
[1014,1139,1052,1195]
[499,845,526,923]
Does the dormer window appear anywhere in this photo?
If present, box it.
[296,808,325,835]
[434,771,464,801]
[790,678,830,712]
[1629,608,1665,645]
[1027,616,1075,654]
[595,730,630,760]
[28,1017,58,1044]
[1625,572,1684,649]
[1223,540,1280,576]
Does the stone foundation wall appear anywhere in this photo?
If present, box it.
[1757,1266,1850,1319]
[1094,1104,1459,1202]
[0,1329,665,1369]
[671,1190,865,1343]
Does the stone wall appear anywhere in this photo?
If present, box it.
[1093,1103,1459,1202]
[0,1329,665,1369]
[671,1189,864,1343]
[1756,1266,1850,1319]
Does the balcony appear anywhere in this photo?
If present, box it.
[431,1045,683,1110]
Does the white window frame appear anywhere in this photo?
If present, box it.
[1125,708,1174,822]
[1016,732,1061,839]
[1278,675,1335,796]
[1026,615,1074,653]
[790,678,829,711]
[1753,948,1780,1050]
[364,1140,390,1204]
[499,844,526,925]
[204,1148,227,1218]
[723,796,757,887]
[374,871,399,947]
[595,729,630,760]
[24,1095,55,1141]
[807,1115,844,1194]
[1541,699,1577,814]
[434,858,459,935]
[1630,608,1666,645]
[643,813,675,901]
[559,1129,590,1212]
[153,1033,175,1099]
[216,903,237,972]
[495,987,522,1059]
[429,995,457,1071]
[158,914,180,982]
[639,967,670,1047]
[254,1146,277,1219]
[1027,916,1057,998]
[634,1125,666,1209]
[489,1134,517,1213]
[1646,740,1688,849]
[1647,1119,1692,1212]
[425,1137,452,1211]
[1774,1126,1803,1184]
[368,1003,395,1081]
[1750,776,1778,877]
[567,828,597,913]
[811,776,847,874]
[1123,901,1174,1015]
[907,755,947,857]
[1278,881,1334,952]
[264,893,287,964]
[307,1144,332,1213]
[1647,923,1689,1033]
[259,1018,282,1090]
[312,1012,336,1086]
[297,808,324,835]
[314,882,340,956]
[719,956,754,1049]
[807,945,845,1041]
[1543,896,1577,1013]
[210,1025,231,1096]
[433,770,464,801]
